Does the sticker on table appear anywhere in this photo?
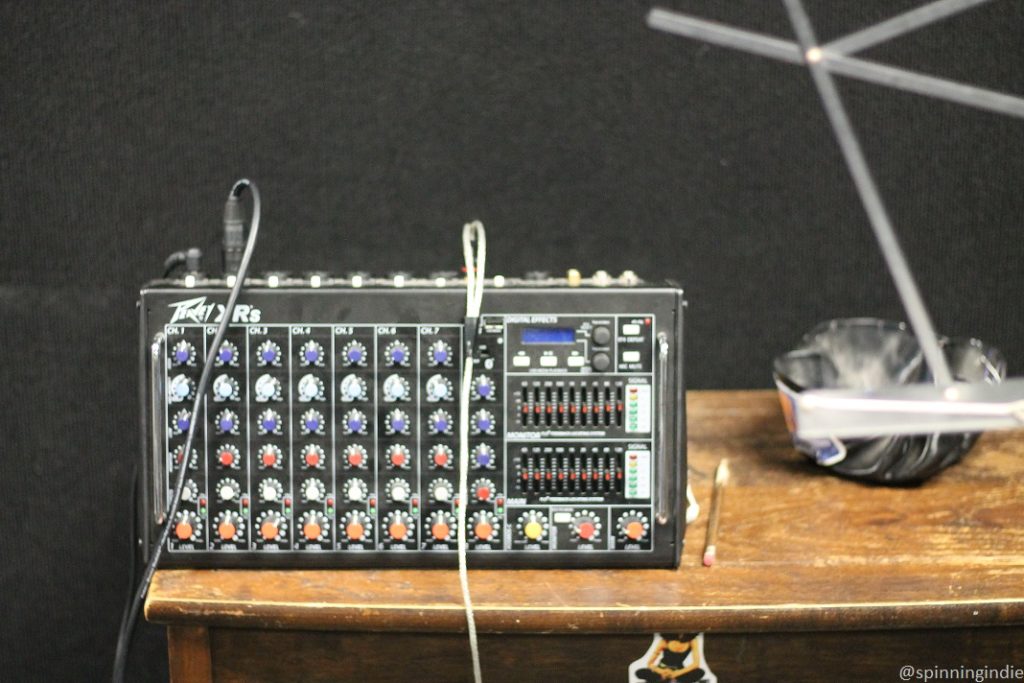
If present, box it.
[628,633,717,683]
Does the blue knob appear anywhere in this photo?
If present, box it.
[477,381,492,398]
[433,348,448,364]
[305,416,320,432]
[261,347,278,363]
[262,415,278,432]
[476,451,492,467]
[476,416,492,432]
[391,348,406,364]
[304,347,320,363]
[347,416,363,433]
[218,345,234,363]
[218,416,234,433]
[177,415,192,432]
[347,347,364,364]
[435,417,448,432]
[175,348,190,364]
[392,417,406,432]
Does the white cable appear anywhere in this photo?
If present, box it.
[458,220,486,683]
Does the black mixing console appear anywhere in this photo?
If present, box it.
[138,273,686,567]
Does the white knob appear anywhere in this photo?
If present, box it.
[297,374,322,400]
[254,374,280,401]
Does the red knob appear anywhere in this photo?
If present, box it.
[577,521,596,541]
[390,448,407,468]
[347,450,364,467]
[475,486,491,502]
[261,448,277,467]
[304,449,321,467]
[218,449,234,467]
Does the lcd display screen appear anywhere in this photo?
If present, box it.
[521,327,576,344]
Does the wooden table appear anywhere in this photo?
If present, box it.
[146,390,1024,682]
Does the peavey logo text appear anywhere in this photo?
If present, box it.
[168,297,262,324]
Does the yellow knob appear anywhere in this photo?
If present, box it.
[523,520,543,541]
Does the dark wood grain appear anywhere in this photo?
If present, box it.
[207,627,1024,683]
[146,390,1024,634]
[166,626,212,683]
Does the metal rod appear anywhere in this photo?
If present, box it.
[647,7,1024,120]
[782,0,954,385]
[825,52,1024,119]
[823,0,993,56]
[647,9,803,64]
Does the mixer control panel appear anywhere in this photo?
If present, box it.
[141,284,686,567]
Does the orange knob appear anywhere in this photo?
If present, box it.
[389,522,408,540]
[260,520,279,541]
[303,522,322,541]
[218,521,237,541]
[432,522,450,541]
[625,521,645,541]
[474,521,493,541]
[346,521,365,541]
[174,521,193,541]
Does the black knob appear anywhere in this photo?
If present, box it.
[592,325,612,346]
[591,352,611,372]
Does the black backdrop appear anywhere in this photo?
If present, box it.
[2,1,1023,680]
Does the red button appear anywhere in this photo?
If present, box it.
[218,450,234,467]
[261,449,277,467]
[304,449,321,467]
[432,522,450,541]
[303,522,322,541]
[346,522,364,541]
[174,521,193,541]
[577,522,596,541]
[474,522,493,541]
[389,522,408,540]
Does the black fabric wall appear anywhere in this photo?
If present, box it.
[2,1,1022,680]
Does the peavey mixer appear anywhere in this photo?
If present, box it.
[139,270,686,568]
[117,182,691,683]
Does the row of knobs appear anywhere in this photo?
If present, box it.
[174,509,648,545]
[171,339,458,369]
[175,406,486,437]
[169,373,496,405]
[184,474,502,506]
[174,441,498,472]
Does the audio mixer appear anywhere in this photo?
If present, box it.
[139,273,687,568]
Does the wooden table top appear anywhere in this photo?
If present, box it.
[146,390,1024,634]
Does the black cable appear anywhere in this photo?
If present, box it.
[112,179,261,682]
